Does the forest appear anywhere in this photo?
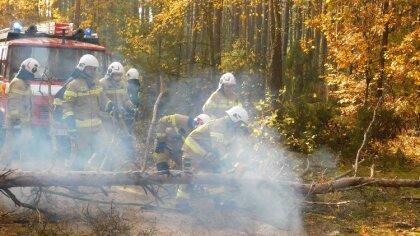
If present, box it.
[0,0,419,235]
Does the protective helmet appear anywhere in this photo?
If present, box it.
[219,72,236,86]
[21,58,40,75]
[226,106,249,124]
[193,114,210,128]
[107,62,124,76]
[126,68,140,80]
[76,54,99,70]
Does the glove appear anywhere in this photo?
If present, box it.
[155,141,167,153]
[156,161,170,175]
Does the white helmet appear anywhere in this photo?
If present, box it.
[21,58,40,75]
[76,54,99,70]
[219,72,236,86]
[126,68,140,80]
[107,62,124,75]
[193,114,210,128]
[226,106,249,124]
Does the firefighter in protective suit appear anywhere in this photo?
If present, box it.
[125,68,141,131]
[176,106,249,210]
[153,113,210,173]
[202,73,241,119]
[0,58,41,167]
[62,54,113,170]
[126,68,141,108]
[99,62,137,163]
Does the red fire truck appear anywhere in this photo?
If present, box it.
[0,22,109,154]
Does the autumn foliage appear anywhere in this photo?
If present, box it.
[0,0,418,162]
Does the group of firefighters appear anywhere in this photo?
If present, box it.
[0,54,250,210]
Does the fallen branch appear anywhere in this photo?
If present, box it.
[1,171,419,195]
[304,200,351,206]
[44,190,159,209]
[0,187,50,215]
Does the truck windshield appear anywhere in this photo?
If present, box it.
[8,46,106,81]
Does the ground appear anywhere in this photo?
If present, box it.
[0,161,419,235]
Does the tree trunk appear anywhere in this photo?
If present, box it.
[74,0,81,28]
[255,1,263,61]
[189,2,200,74]
[232,2,240,42]
[1,171,419,195]
[207,1,215,67]
[378,0,389,97]
[268,0,283,96]
[261,0,269,68]
[213,0,223,67]
[313,0,321,71]
[283,0,290,60]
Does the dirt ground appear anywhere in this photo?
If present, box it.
[0,185,302,235]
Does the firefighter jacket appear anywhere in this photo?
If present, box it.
[182,116,234,173]
[5,77,31,128]
[62,77,111,131]
[156,114,193,145]
[127,79,140,107]
[99,77,134,112]
[202,91,241,119]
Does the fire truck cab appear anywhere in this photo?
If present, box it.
[0,22,109,155]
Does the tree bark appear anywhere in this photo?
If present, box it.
[282,0,290,60]
[268,0,283,96]
[189,1,200,74]
[1,171,419,195]
[261,0,269,68]
[213,0,223,66]
[207,1,215,67]
[378,0,389,97]
[74,0,81,28]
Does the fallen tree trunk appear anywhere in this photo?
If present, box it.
[1,171,419,194]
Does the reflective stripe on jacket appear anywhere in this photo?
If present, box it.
[99,77,133,111]
[62,77,111,130]
[182,117,234,172]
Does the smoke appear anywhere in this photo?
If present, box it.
[227,136,304,234]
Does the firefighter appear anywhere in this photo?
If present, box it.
[125,68,141,131]
[202,73,241,119]
[62,54,113,170]
[176,106,249,210]
[153,113,210,174]
[126,68,141,108]
[0,58,41,167]
[99,62,137,164]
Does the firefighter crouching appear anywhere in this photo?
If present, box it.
[176,106,249,210]
[0,58,41,167]
[62,54,113,171]
[202,73,241,119]
[153,113,210,174]
[99,62,137,165]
